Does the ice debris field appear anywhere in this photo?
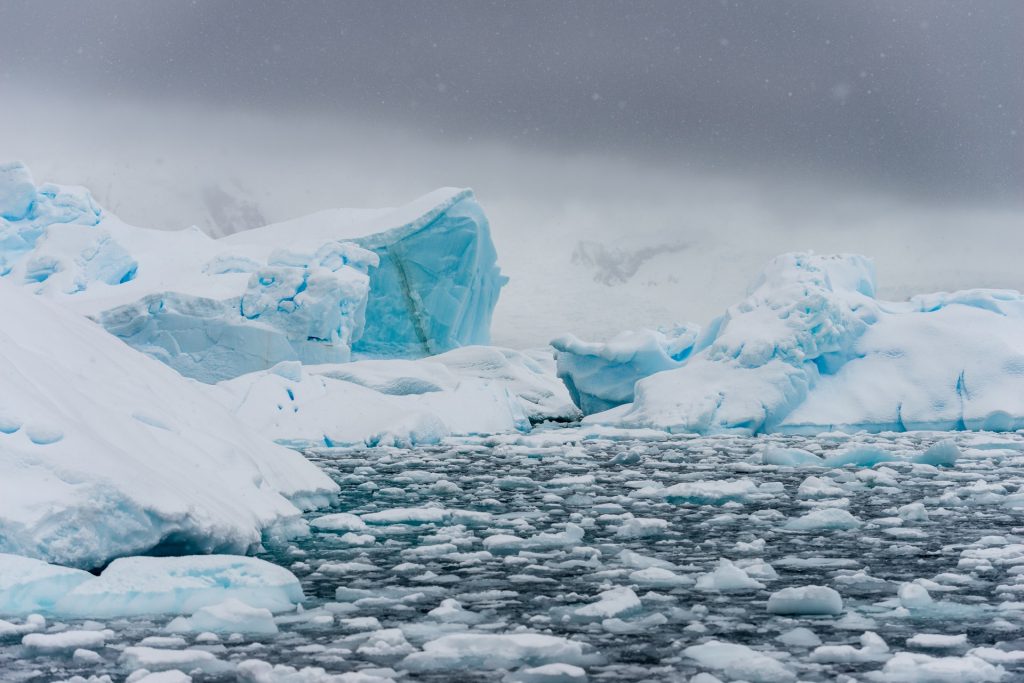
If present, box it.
[5,432,1024,682]
[3,162,1024,681]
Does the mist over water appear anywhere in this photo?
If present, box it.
[1,1,1021,346]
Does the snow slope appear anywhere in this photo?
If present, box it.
[0,279,338,569]
[0,163,505,381]
[583,253,1024,435]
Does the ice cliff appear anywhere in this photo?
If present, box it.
[572,252,1024,435]
[0,162,505,381]
[0,279,338,570]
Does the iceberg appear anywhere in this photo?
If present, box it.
[212,346,579,448]
[551,325,698,414]
[0,162,505,381]
[579,252,1024,435]
[0,279,337,570]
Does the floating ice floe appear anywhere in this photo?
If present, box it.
[767,585,843,615]
[0,554,303,618]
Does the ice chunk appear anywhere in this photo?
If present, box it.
[784,508,862,532]
[22,629,106,653]
[906,633,969,650]
[507,663,588,683]
[0,554,92,615]
[682,640,796,683]
[696,559,765,592]
[54,556,303,618]
[166,598,278,635]
[762,445,823,467]
[573,587,642,620]
[874,652,1004,683]
[0,283,336,570]
[401,632,599,671]
[776,627,822,648]
[120,646,231,675]
[551,326,698,414]
[767,585,843,615]
[809,631,888,663]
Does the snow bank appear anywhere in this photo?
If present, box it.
[0,280,336,569]
[578,252,1024,435]
[214,346,578,447]
[0,163,505,381]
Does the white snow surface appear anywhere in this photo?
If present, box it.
[0,280,337,569]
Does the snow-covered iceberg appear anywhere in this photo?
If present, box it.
[0,279,337,569]
[213,346,579,448]
[579,252,1024,435]
[551,325,699,414]
[0,162,505,382]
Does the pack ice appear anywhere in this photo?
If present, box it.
[571,252,1024,434]
[0,279,337,569]
[0,162,505,382]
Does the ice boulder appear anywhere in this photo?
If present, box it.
[581,252,1024,435]
[551,325,698,414]
[1,165,505,381]
[0,280,337,569]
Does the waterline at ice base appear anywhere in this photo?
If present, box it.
[3,164,1024,682]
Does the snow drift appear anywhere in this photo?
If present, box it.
[0,279,338,569]
[577,252,1024,435]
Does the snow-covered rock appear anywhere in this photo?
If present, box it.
[0,280,336,569]
[0,163,505,381]
[578,252,1024,435]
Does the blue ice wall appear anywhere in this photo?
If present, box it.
[352,191,507,357]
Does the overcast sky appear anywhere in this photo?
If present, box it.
[2,0,1021,204]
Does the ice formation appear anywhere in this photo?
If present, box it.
[551,325,698,414]
[0,280,337,569]
[578,252,1024,434]
[0,163,505,382]
[213,346,578,448]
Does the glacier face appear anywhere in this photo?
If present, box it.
[577,252,1024,435]
[0,279,338,570]
[0,164,505,381]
